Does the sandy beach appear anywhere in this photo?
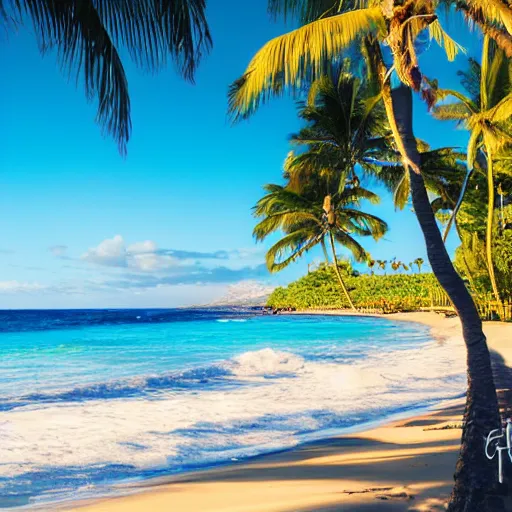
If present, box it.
[63,312,512,512]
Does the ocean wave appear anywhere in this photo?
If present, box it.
[0,337,468,507]
[229,348,305,377]
[0,337,462,413]
[0,365,232,411]
[0,349,307,411]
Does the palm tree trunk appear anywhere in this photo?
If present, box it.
[321,238,330,264]
[442,167,474,243]
[328,232,356,310]
[484,148,501,305]
[390,85,502,512]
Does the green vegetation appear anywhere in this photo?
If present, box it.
[433,39,512,303]
[267,266,439,312]
[455,204,512,298]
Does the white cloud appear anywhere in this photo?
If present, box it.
[131,252,176,271]
[228,248,262,260]
[49,245,68,257]
[82,235,127,267]
[0,281,46,293]
[82,236,177,271]
[211,280,275,305]
[128,240,177,271]
[127,240,157,254]
[80,236,268,280]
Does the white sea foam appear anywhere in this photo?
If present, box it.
[229,348,305,376]
[0,334,467,496]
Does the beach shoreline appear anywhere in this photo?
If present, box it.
[58,312,512,512]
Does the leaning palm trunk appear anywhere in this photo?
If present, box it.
[391,86,501,512]
[328,232,356,310]
[442,167,474,243]
[321,239,331,264]
[443,148,488,244]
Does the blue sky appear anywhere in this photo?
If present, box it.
[0,2,484,308]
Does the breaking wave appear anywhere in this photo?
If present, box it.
[0,349,311,411]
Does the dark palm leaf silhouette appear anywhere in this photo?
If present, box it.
[1,0,211,154]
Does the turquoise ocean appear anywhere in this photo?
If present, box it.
[0,308,467,508]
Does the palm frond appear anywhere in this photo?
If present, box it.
[467,126,483,170]
[253,184,314,217]
[455,1,512,57]
[266,229,321,272]
[16,0,132,154]
[340,210,388,239]
[485,124,512,151]
[486,92,512,123]
[428,19,465,61]
[420,147,466,166]
[339,186,381,205]
[457,57,482,104]
[364,163,404,191]
[486,43,512,109]
[481,35,491,111]
[464,0,512,34]
[332,230,367,262]
[253,211,320,241]
[156,0,212,80]
[2,0,211,154]
[436,88,478,112]
[228,7,385,120]
[393,172,410,210]
[268,0,343,23]
[306,73,337,107]
[432,102,473,122]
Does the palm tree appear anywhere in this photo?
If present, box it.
[367,258,376,275]
[283,69,391,195]
[390,257,408,272]
[433,39,512,304]
[368,144,467,211]
[443,1,512,57]
[256,70,390,309]
[281,71,468,226]
[285,72,467,213]
[414,257,424,273]
[1,0,211,154]
[376,259,387,274]
[253,182,388,310]
[229,2,510,509]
